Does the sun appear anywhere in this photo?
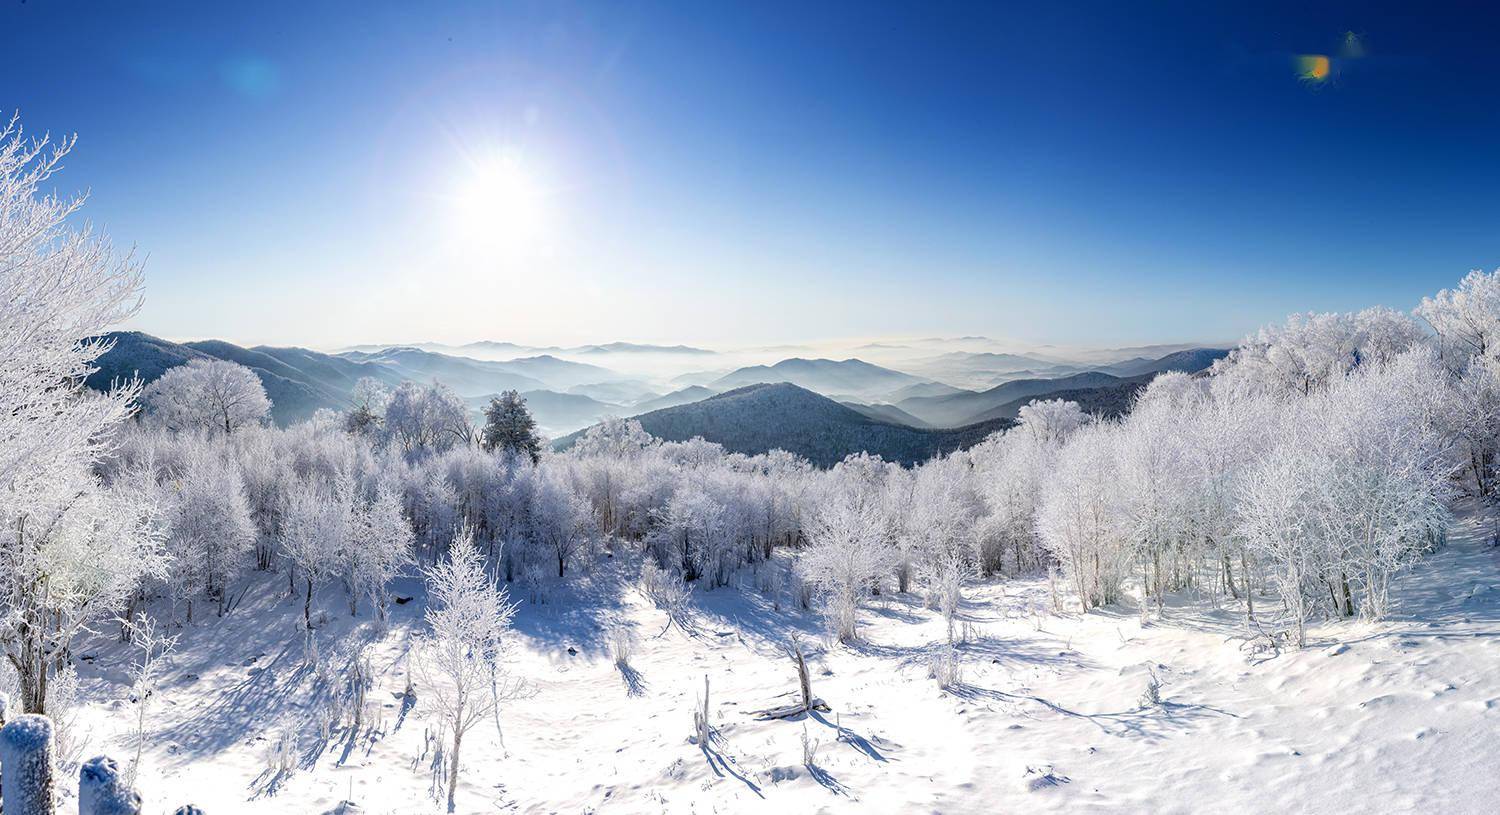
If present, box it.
[449,155,548,256]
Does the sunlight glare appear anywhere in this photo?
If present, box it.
[449,154,549,257]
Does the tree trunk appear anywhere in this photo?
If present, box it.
[1241,553,1253,624]
[793,642,812,712]
[447,726,463,812]
[304,578,314,630]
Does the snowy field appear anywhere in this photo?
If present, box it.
[66,509,1500,815]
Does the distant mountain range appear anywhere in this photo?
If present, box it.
[90,332,408,424]
[964,379,1150,423]
[340,340,715,359]
[896,371,1133,427]
[631,385,717,413]
[1098,347,1229,378]
[558,382,1013,467]
[891,348,1226,427]
[708,358,926,399]
[90,333,1225,453]
[465,390,625,438]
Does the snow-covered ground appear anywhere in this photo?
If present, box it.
[69,511,1500,814]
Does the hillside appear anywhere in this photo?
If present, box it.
[631,384,717,413]
[1102,347,1229,378]
[966,378,1150,423]
[843,401,933,428]
[560,382,1011,466]
[710,358,924,399]
[567,380,660,406]
[89,332,404,424]
[905,351,1067,388]
[897,371,1129,427]
[337,347,547,394]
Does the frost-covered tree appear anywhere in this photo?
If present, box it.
[970,400,1083,576]
[279,474,352,628]
[528,463,593,577]
[345,376,391,437]
[1116,376,1201,615]
[232,427,294,570]
[417,528,519,813]
[386,381,473,456]
[1210,307,1425,398]
[798,476,889,642]
[162,439,256,618]
[481,390,541,462]
[345,486,413,620]
[143,358,271,435]
[1417,268,1500,369]
[1037,422,1131,610]
[649,482,727,584]
[0,119,169,714]
[1015,398,1087,445]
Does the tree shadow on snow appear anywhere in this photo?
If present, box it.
[947,682,1236,741]
[849,632,1088,673]
[681,582,825,658]
[808,709,892,763]
[508,559,637,660]
[807,761,849,796]
[618,661,648,696]
[698,731,764,799]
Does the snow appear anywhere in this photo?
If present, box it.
[2,713,57,812]
[68,511,1500,813]
[79,755,142,815]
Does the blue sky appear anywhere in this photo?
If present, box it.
[3,1,1498,349]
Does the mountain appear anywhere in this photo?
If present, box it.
[1046,342,1219,365]
[897,371,1129,427]
[1102,347,1229,378]
[569,342,714,355]
[467,390,624,438]
[567,380,660,406]
[670,369,733,387]
[710,358,924,398]
[559,382,1012,467]
[901,351,1086,390]
[842,402,932,429]
[492,355,622,389]
[338,347,546,395]
[885,381,969,401]
[630,385,717,413]
[87,331,208,386]
[964,379,1150,424]
[90,332,404,424]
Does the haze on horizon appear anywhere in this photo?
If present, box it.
[4,2,1498,350]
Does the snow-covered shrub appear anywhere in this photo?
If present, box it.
[800,722,820,767]
[640,559,687,611]
[1139,668,1163,708]
[264,728,298,778]
[610,628,636,669]
[929,647,963,690]
[47,664,85,770]
[690,676,711,747]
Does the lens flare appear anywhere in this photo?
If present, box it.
[1297,54,1331,83]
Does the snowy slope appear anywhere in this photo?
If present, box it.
[70,509,1500,814]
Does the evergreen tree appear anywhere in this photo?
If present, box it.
[482,390,541,462]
